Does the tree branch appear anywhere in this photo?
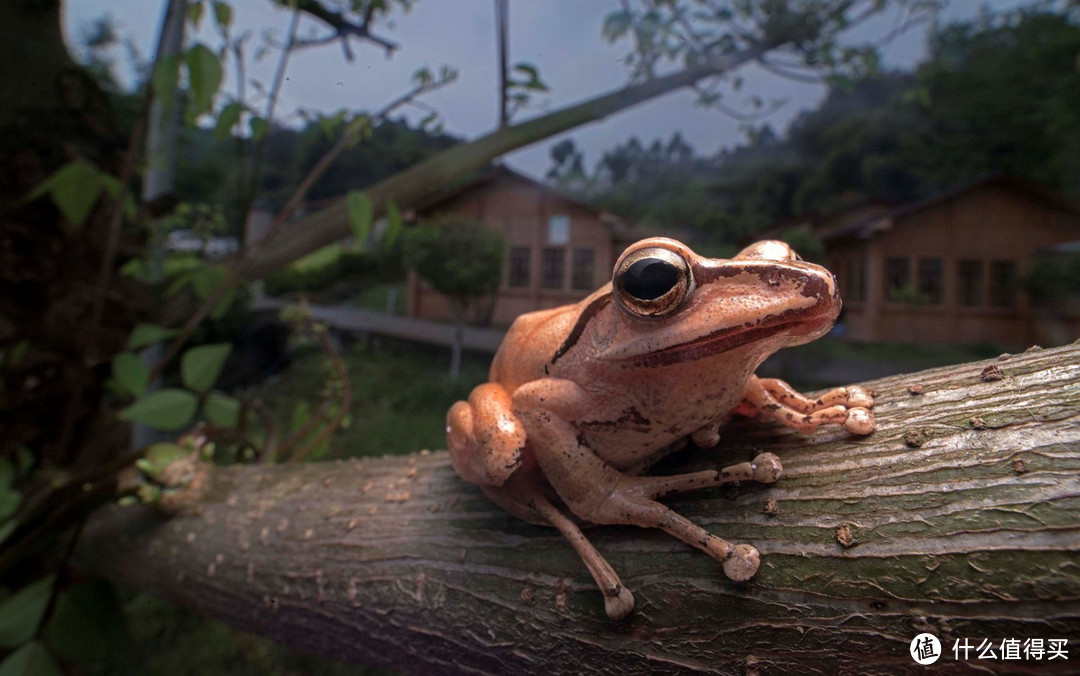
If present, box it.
[235,42,774,281]
[77,344,1080,673]
[289,0,398,57]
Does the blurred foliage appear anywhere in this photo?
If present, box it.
[175,115,459,237]
[264,244,405,296]
[402,215,505,303]
[550,6,1080,254]
[259,342,488,459]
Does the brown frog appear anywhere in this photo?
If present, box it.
[447,238,874,619]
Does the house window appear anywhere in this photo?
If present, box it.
[989,260,1016,308]
[571,248,595,291]
[508,246,530,288]
[845,257,866,302]
[547,215,570,245]
[542,247,565,289]
[957,260,983,306]
[917,258,943,304]
[884,257,910,301]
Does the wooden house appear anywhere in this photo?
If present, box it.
[405,165,635,326]
[787,176,1080,346]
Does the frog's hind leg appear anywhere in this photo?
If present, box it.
[736,376,875,435]
[513,379,763,586]
[632,452,782,499]
[483,475,635,620]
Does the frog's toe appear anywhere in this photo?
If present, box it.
[750,453,782,483]
[846,386,874,409]
[604,586,635,621]
[722,544,760,581]
[845,407,875,435]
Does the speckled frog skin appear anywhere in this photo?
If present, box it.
[446,238,874,619]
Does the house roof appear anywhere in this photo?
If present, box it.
[820,174,1080,242]
[406,163,643,243]
[408,163,621,219]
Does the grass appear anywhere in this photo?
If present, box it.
[257,339,489,459]
[351,283,406,314]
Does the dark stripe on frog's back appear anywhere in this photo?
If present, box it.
[550,292,612,365]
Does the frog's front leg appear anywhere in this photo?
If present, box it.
[736,376,875,435]
[447,383,527,486]
[513,379,767,585]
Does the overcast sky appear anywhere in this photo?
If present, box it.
[64,0,1031,178]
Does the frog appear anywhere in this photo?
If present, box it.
[446,237,874,620]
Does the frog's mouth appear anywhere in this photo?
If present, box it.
[612,308,835,368]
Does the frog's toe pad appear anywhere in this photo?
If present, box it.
[846,386,874,409]
[845,407,875,435]
[722,544,760,581]
[604,586,635,621]
[751,453,782,483]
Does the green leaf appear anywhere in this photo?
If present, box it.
[250,116,269,142]
[0,491,20,522]
[212,1,232,29]
[513,62,548,91]
[0,577,55,649]
[151,53,181,116]
[164,269,198,298]
[213,101,243,140]
[210,287,237,320]
[180,343,232,392]
[384,201,403,250]
[205,391,241,428]
[24,160,109,229]
[43,580,126,668]
[127,324,179,350]
[186,1,204,28]
[290,401,311,434]
[138,442,188,479]
[0,642,63,676]
[112,352,150,397]
[191,264,227,300]
[343,114,371,148]
[346,191,373,250]
[185,44,224,121]
[119,389,198,430]
[602,10,631,40]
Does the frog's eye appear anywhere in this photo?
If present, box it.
[614,246,692,317]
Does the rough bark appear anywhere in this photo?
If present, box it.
[77,343,1080,674]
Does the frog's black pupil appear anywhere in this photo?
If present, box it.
[623,258,681,300]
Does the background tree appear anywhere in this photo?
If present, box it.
[403,215,504,379]
[547,5,1080,251]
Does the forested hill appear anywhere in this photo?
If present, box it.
[546,7,1080,252]
[177,114,460,228]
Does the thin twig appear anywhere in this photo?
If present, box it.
[245,5,302,213]
[277,399,333,462]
